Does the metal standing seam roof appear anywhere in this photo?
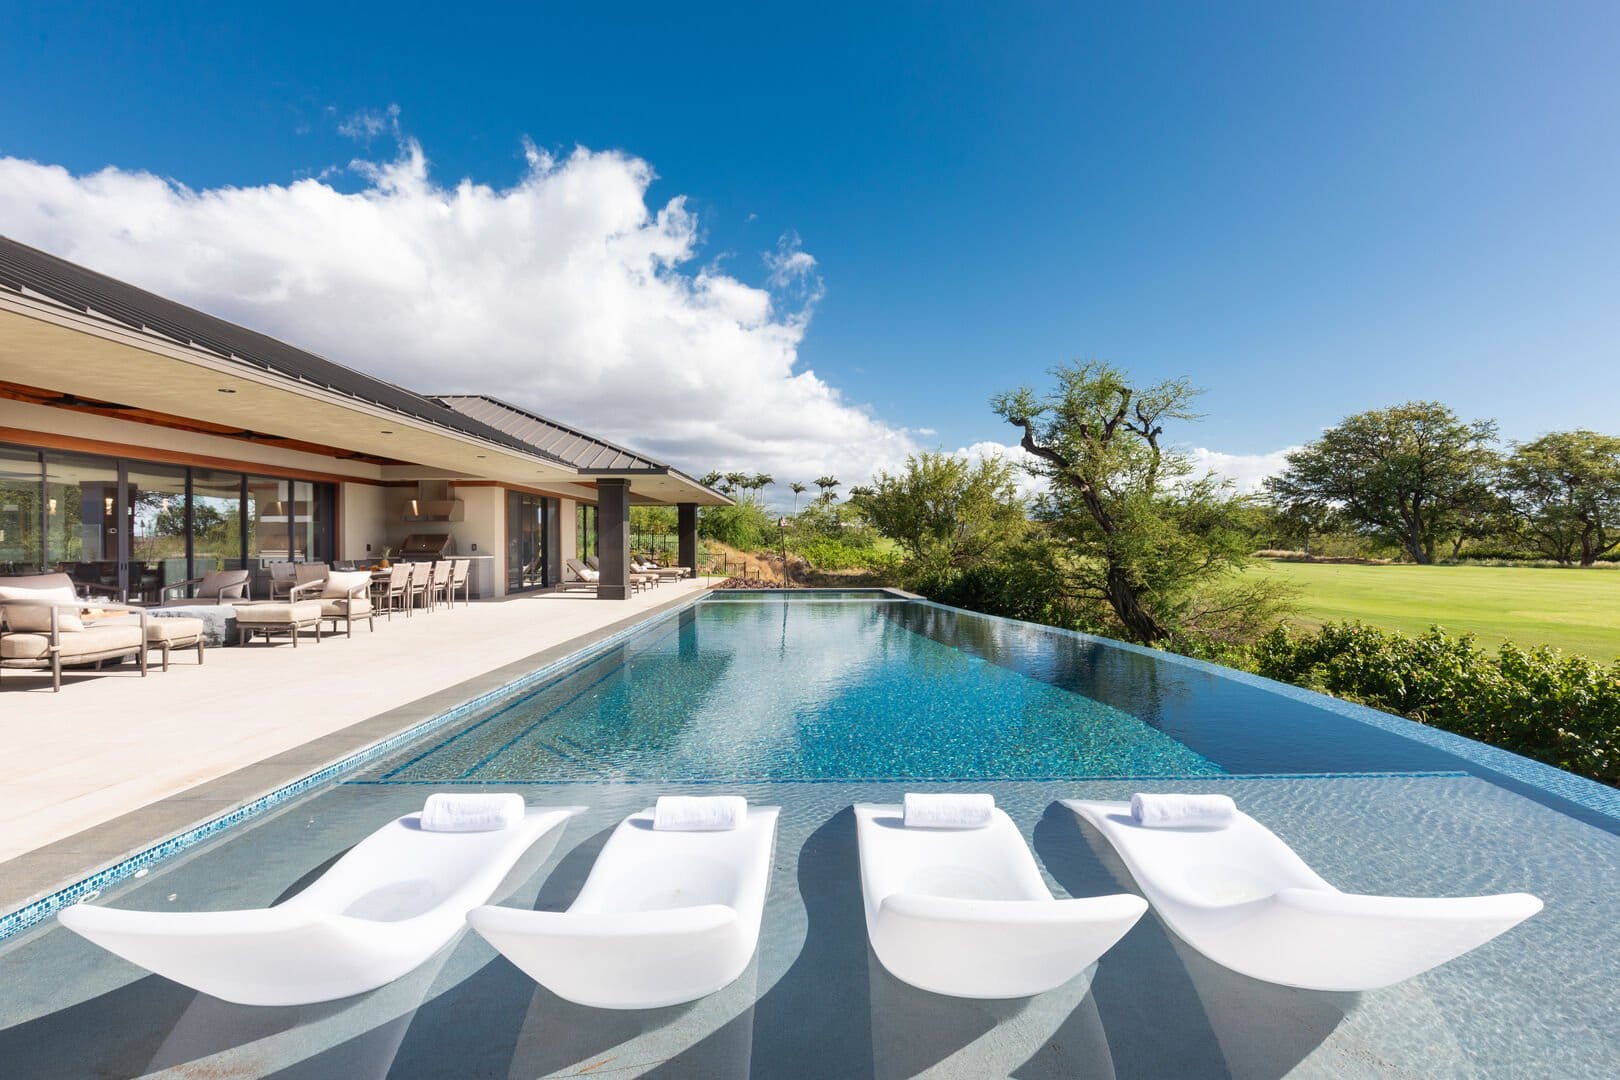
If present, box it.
[434,394,672,473]
[0,235,539,457]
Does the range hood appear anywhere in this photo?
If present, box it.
[402,480,465,523]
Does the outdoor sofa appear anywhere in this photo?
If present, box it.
[0,572,151,691]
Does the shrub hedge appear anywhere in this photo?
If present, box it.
[1248,622,1618,786]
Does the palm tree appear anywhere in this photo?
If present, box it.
[724,471,750,495]
[750,472,774,493]
[698,470,724,490]
[814,475,840,503]
[788,482,808,512]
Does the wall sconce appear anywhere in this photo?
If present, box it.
[410,499,420,517]
[48,498,58,515]
[103,496,114,515]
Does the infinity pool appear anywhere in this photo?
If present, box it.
[1,591,1616,1078]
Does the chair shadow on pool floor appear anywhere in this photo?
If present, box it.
[1035,802,1362,1080]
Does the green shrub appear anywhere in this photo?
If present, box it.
[698,501,775,550]
[793,536,889,571]
[1248,622,1619,785]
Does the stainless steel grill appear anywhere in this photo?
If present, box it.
[398,533,455,560]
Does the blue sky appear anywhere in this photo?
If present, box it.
[2,2,1617,488]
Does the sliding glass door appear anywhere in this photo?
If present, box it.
[507,491,553,592]
[1,442,336,600]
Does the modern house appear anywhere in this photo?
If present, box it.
[0,236,728,602]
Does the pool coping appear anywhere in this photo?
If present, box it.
[0,587,711,943]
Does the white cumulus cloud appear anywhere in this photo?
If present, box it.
[0,134,919,486]
[1186,446,1299,494]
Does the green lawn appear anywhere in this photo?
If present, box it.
[1250,560,1620,661]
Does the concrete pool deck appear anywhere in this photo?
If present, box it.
[0,577,714,917]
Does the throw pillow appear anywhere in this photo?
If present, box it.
[0,585,85,633]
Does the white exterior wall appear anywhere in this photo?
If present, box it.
[339,482,388,562]
[558,497,578,569]
[456,486,505,597]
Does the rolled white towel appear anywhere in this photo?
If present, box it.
[1130,792,1236,829]
[420,792,526,832]
[903,792,995,829]
[654,795,748,831]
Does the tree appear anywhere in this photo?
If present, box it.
[813,476,840,503]
[994,360,1280,645]
[1499,430,1620,566]
[1265,401,1498,564]
[855,452,1027,576]
[788,481,808,512]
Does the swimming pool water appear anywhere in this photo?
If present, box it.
[358,593,1522,787]
[369,597,1221,783]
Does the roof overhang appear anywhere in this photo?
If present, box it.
[0,292,725,506]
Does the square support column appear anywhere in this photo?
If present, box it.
[596,479,632,600]
[678,503,698,575]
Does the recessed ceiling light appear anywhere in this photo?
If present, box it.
[379,430,393,435]
[217,388,237,394]
[476,454,486,459]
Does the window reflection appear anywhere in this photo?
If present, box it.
[45,452,121,597]
[0,448,43,575]
[127,463,187,603]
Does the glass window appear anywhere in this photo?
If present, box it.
[576,503,598,560]
[0,447,43,575]
[247,475,291,591]
[291,480,334,563]
[191,469,245,581]
[127,463,188,603]
[45,452,121,597]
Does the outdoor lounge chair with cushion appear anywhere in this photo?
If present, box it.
[160,568,251,604]
[58,797,583,1006]
[562,558,599,592]
[0,574,150,691]
[855,798,1146,999]
[1063,797,1543,991]
[303,570,375,638]
[586,555,657,592]
[469,798,780,1009]
[635,559,690,580]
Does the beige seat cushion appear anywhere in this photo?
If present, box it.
[1,624,144,661]
[146,617,206,644]
[319,597,373,617]
[235,601,325,626]
[0,585,85,633]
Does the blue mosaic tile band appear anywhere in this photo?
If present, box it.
[0,593,709,944]
[346,770,1473,786]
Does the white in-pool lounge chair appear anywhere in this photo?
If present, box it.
[468,800,780,1009]
[57,799,582,1006]
[1062,798,1543,992]
[854,801,1147,999]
